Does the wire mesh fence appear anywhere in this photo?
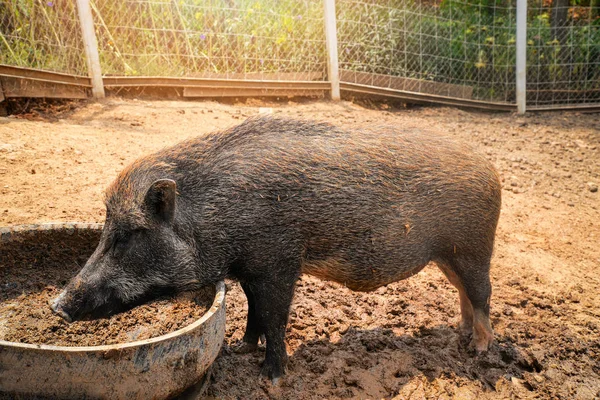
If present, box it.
[336,0,518,104]
[0,0,87,76]
[91,0,328,81]
[0,0,599,109]
[526,0,600,107]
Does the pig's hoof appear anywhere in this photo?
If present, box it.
[470,334,494,354]
[258,374,282,387]
[232,341,258,354]
[475,340,492,354]
[267,376,281,386]
[260,362,285,384]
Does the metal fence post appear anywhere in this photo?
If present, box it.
[76,0,105,99]
[324,0,340,101]
[516,0,527,114]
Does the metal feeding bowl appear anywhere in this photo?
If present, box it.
[0,223,226,400]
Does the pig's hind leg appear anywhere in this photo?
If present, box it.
[437,263,474,334]
[437,259,494,353]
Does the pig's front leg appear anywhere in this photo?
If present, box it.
[233,281,264,354]
[248,273,298,384]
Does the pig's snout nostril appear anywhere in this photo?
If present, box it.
[51,302,73,323]
[53,306,73,323]
[50,294,73,323]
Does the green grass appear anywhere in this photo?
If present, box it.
[0,0,87,75]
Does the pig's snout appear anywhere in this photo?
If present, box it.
[50,291,73,323]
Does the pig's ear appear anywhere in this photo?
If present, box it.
[144,179,177,224]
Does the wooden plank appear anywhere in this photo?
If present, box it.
[103,76,330,90]
[0,64,91,87]
[184,87,324,98]
[1,77,89,99]
[527,103,600,112]
[0,83,4,103]
[188,72,324,81]
[340,70,474,100]
[340,82,515,111]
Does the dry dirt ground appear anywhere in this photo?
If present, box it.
[0,98,598,399]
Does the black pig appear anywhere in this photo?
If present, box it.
[51,116,501,382]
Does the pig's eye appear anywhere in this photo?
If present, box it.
[112,232,132,256]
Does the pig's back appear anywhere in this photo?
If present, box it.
[167,117,501,289]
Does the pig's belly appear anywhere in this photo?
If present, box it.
[301,257,428,292]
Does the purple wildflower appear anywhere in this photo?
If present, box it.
[200,34,206,40]
[47,1,53,6]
